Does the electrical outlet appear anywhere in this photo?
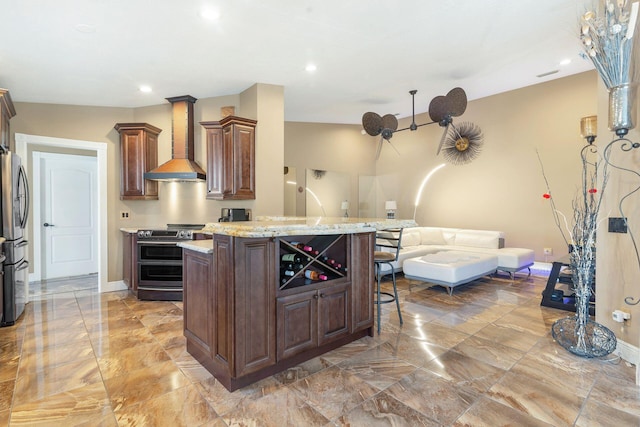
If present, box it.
[543,247,553,255]
[120,211,130,219]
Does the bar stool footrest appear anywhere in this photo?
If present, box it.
[375,291,396,305]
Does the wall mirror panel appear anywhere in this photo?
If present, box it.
[305,169,350,217]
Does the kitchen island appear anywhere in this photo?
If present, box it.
[179,217,416,391]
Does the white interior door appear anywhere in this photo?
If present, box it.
[40,153,98,279]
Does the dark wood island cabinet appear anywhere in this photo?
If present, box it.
[181,222,385,392]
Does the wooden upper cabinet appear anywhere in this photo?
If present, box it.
[114,123,161,200]
[200,116,257,200]
[0,89,16,152]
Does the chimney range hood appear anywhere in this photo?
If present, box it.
[144,95,206,181]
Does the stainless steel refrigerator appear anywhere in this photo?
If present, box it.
[0,151,29,326]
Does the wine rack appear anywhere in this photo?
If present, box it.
[279,234,347,290]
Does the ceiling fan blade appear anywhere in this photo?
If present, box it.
[428,95,447,123]
[381,114,398,131]
[362,112,383,136]
[447,87,468,117]
[387,139,401,156]
[436,123,450,155]
[375,136,384,160]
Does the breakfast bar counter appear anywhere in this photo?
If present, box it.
[182,216,415,391]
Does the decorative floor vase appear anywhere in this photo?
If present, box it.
[552,316,616,358]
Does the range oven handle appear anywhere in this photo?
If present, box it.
[137,241,182,245]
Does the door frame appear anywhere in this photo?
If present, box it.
[15,133,109,295]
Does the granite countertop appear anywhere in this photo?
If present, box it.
[178,240,213,254]
[202,217,417,238]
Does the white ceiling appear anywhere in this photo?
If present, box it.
[0,0,594,124]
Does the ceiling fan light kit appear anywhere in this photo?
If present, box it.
[362,87,484,163]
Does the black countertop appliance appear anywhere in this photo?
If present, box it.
[219,208,250,222]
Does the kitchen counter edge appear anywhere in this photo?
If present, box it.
[202,217,417,238]
[178,240,214,254]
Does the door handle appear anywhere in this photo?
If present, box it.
[43,223,54,227]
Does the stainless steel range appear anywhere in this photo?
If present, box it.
[135,224,204,301]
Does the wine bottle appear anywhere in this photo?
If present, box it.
[322,256,336,265]
[281,253,309,264]
[281,261,304,271]
[304,270,328,281]
[290,241,313,252]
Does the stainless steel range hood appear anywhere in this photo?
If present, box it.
[144,95,206,182]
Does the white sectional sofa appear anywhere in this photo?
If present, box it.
[378,226,535,278]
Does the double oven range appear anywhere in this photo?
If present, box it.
[135,224,204,301]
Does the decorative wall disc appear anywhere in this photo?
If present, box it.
[441,121,484,165]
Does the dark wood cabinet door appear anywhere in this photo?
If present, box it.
[203,124,223,199]
[277,289,318,360]
[350,232,375,332]
[183,249,213,356]
[0,110,9,152]
[201,116,256,200]
[234,237,276,377]
[0,89,15,152]
[213,235,234,374]
[115,123,160,200]
[221,125,235,197]
[318,282,350,345]
[231,123,255,199]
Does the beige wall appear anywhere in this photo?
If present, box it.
[597,79,640,348]
[11,84,284,283]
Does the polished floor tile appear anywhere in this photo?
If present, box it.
[0,272,638,425]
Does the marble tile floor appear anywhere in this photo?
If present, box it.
[1,272,639,426]
[28,274,98,301]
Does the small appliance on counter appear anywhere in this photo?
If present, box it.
[219,208,250,222]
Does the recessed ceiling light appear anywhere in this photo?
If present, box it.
[139,85,152,93]
[305,64,317,72]
[201,8,220,20]
[560,58,572,66]
[75,23,96,33]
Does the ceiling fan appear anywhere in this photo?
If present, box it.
[362,87,482,163]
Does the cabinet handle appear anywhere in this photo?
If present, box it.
[313,294,319,299]
[319,293,325,298]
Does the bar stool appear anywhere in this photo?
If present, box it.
[374,228,404,334]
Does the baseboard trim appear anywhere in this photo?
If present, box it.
[102,280,128,293]
[613,339,640,384]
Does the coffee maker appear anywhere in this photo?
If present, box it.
[219,208,250,222]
